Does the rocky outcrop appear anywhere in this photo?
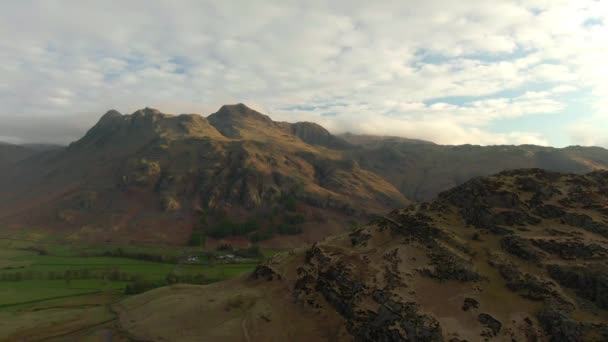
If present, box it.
[537,308,583,342]
[533,204,566,219]
[358,297,443,342]
[531,239,607,260]
[462,297,479,311]
[489,257,564,302]
[478,313,502,336]
[251,265,282,281]
[547,264,608,309]
[421,246,480,282]
[293,240,443,341]
[437,177,541,234]
[561,213,608,238]
[500,236,543,262]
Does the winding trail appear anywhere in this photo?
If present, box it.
[242,316,251,342]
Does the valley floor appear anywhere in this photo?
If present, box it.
[0,237,265,341]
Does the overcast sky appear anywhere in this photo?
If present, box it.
[1,1,607,147]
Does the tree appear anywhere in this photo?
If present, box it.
[284,195,297,212]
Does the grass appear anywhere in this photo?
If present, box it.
[0,280,107,308]
[0,236,273,339]
[0,235,210,258]
[0,238,267,308]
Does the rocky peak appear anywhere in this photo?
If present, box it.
[97,109,123,125]
[290,122,351,149]
[211,103,273,124]
[207,103,275,138]
[131,107,163,117]
[71,108,222,153]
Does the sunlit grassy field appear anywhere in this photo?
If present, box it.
[0,239,261,307]
[0,236,273,339]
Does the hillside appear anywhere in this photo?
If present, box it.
[0,105,406,246]
[0,143,35,169]
[115,169,608,341]
[347,140,608,201]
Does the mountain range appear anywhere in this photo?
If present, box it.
[0,104,607,247]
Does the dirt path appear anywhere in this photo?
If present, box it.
[241,316,251,342]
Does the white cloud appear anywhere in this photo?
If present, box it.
[0,136,23,144]
[0,0,606,147]
[550,85,578,94]
[569,121,608,147]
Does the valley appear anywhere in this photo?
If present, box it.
[0,236,269,340]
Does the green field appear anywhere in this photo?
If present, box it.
[0,237,273,339]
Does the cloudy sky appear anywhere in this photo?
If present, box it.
[1,1,607,147]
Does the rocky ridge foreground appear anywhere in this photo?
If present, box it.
[117,169,608,341]
[255,169,608,341]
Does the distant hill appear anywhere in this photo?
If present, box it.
[348,141,608,201]
[0,142,64,167]
[0,143,38,169]
[338,132,435,147]
[0,104,607,246]
[20,143,64,152]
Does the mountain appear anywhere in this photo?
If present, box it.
[0,105,406,245]
[115,169,608,341]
